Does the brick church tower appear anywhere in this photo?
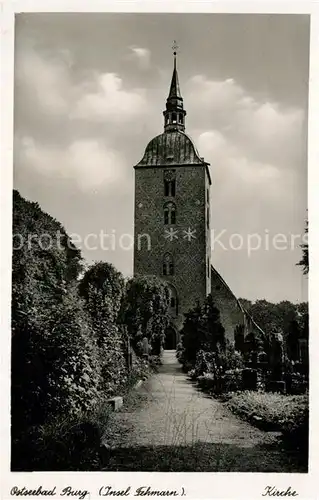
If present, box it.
[133,50,211,348]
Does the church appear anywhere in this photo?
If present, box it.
[133,50,265,351]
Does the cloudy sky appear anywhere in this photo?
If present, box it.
[14,13,309,303]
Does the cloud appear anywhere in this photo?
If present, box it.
[128,46,151,69]
[188,75,306,242]
[16,136,127,191]
[14,44,149,190]
[15,44,73,116]
[15,44,148,124]
[72,72,147,123]
[186,75,305,170]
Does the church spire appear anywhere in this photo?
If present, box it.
[163,42,186,133]
[168,52,181,99]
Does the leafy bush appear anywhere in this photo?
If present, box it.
[176,342,184,364]
[190,342,245,395]
[79,262,128,397]
[223,369,244,392]
[121,275,170,355]
[79,261,124,324]
[12,191,101,435]
[180,295,226,370]
[11,192,133,470]
[149,355,163,369]
[12,402,112,471]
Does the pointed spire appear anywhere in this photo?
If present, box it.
[163,42,186,133]
[168,53,182,99]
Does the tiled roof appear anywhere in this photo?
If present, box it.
[135,130,206,167]
[210,265,267,339]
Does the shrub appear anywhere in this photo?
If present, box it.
[121,275,170,355]
[223,369,244,392]
[12,192,101,435]
[176,342,184,364]
[79,261,124,324]
[79,262,128,397]
[11,192,130,471]
[190,342,245,395]
[12,402,112,471]
[180,295,225,369]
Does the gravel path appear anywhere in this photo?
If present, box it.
[103,351,305,472]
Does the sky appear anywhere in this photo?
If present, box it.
[14,13,309,303]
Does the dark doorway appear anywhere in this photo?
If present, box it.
[164,326,177,350]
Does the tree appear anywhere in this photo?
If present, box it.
[121,275,170,355]
[11,191,100,435]
[180,294,225,368]
[79,261,125,327]
[200,294,226,351]
[79,262,128,395]
[286,319,301,362]
[179,301,203,366]
[238,295,309,362]
[297,219,309,275]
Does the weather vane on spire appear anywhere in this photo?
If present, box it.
[172,40,179,56]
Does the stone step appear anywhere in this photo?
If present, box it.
[106,396,123,411]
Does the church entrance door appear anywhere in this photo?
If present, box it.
[164,326,177,350]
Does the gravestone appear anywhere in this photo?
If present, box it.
[268,331,286,393]
[142,336,150,360]
[242,368,258,390]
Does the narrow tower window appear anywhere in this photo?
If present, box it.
[164,179,176,197]
[163,253,174,276]
[172,112,177,124]
[164,202,176,225]
[207,207,210,229]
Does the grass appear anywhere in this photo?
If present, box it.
[101,441,306,472]
[226,390,308,462]
[226,391,308,430]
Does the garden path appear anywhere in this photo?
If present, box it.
[103,351,304,472]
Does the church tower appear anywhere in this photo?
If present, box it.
[133,49,211,348]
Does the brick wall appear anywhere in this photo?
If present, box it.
[134,165,211,334]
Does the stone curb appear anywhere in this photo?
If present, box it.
[106,379,144,414]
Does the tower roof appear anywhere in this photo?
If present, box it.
[163,48,186,133]
[168,57,182,99]
[134,46,211,183]
[135,131,205,167]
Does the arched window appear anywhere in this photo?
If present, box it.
[163,253,174,276]
[178,113,183,124]
[164,202,176,225]
[172,112,177,124]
